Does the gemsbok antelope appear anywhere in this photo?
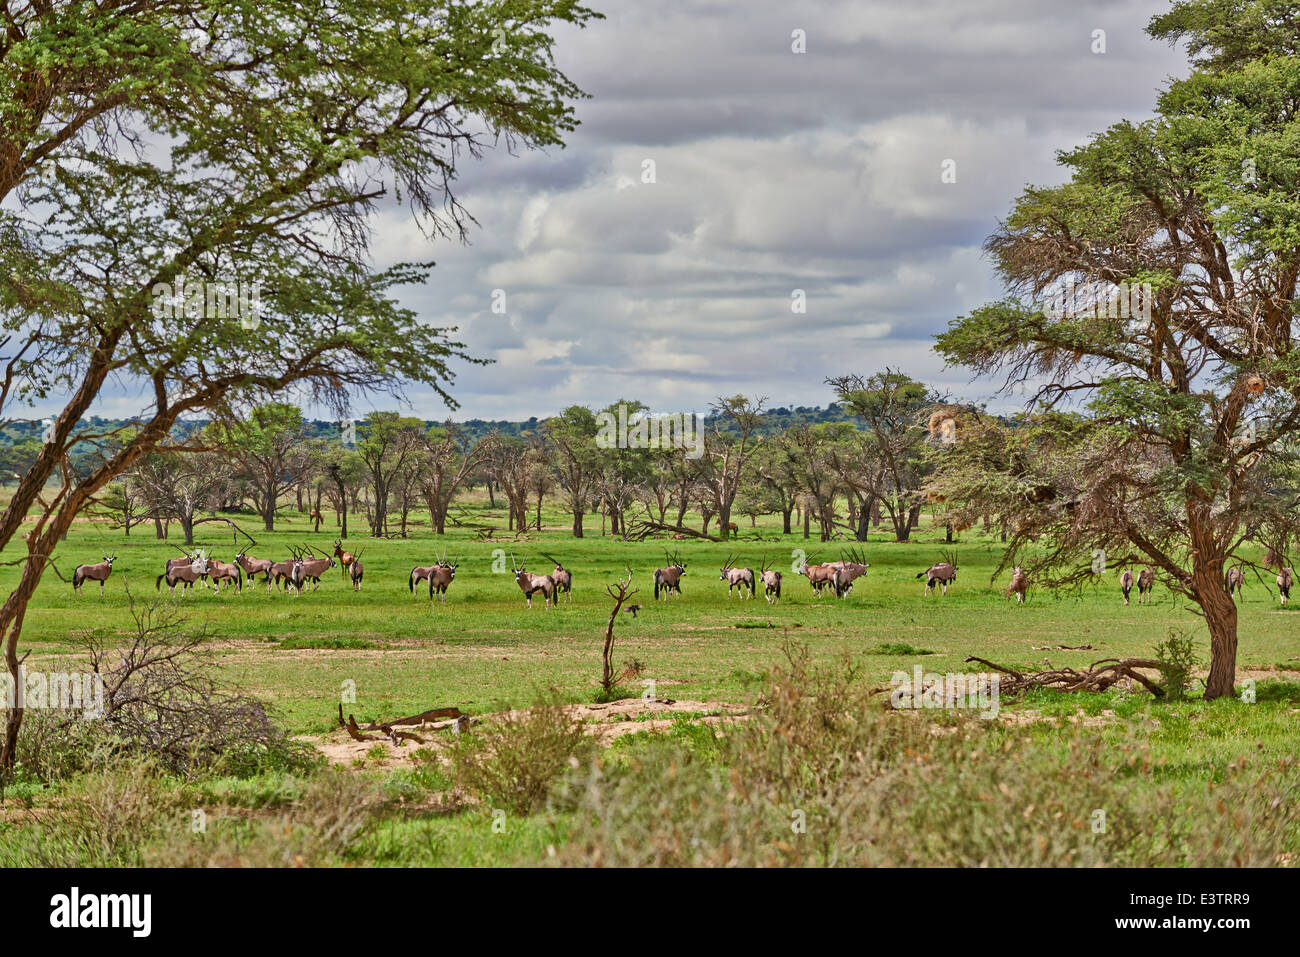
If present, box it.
[1120,569,1135,605]
[349,546,366,592]
[653,550,686,600]
[297,548,336,591]
[410,550,451,596]
[759,557,782,603]
[235,550,275,587]
[797,558,841,598]
[1278,567,1293,606]
[207,558,243,594]
[428,559,458,603]
[827,549,871,597]
[72,554,117,596]
[917,554,958,596]
[719,555,755,598]
[1137,567,1155,604]
[541,553,572,602]
[511,554,556,609]
[333,539,356,580]
[164,549,210,589]
[1007,566,1029,604]
[1225,566,1245,599]
[156,552,211,597]
[270,548,307,595]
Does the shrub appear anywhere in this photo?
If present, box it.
[450,695,592,815]
[553,644,1300,867]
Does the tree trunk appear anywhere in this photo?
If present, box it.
[1197,563,1238,700]
[782,507,793,535]
[572,509,584,538]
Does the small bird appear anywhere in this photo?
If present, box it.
[626,604,643,619]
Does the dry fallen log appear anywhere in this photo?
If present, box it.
[963,655,1167,698]
[338,703,467,744]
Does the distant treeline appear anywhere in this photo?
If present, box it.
[0,403,871,479]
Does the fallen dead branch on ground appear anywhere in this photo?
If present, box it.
[964,655,1167,697]
[338,704,469,745]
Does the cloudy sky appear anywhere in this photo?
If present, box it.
[79,0,1193,424]
[362,0,1192,422]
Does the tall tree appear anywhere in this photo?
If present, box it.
[356,413,424,537]
[827,371,933,542]
[421,424,493,536]
[933,0,1300,699]
[546,405,600,537]
[697,395,766,539]
[0,0,598,771]
[212,403,308,531]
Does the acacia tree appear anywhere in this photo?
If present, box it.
[487,434,536,532]
[421,424,492,536]
[0,0,598,770]
[697,395,766,539]
[776,424,847,542]
[356,413,425,537]
[212,403,309,531]
[932,0,1300,700]
[133,448,229,546]
[828,371,933,542]
[546,405,599,537]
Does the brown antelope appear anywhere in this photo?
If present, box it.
[827,549,871,597]
[270,548,307,595]
[333,539,355,580]
[207,559,243,594]
[1278,567,1293,605]
[541,553,572,603]
[511,554,555,609]
[164,549,210,588]
[235,549,275,587]
[409,549,450,596]
[1137,567,1155,604]
[1120,569,1135,605]
[719,555,755,598]
[428,560,458,603]
[759,557,782,603]
[917,555,958,596]
[296,547,336,591]
[72,554,117,596]
[348,545,366,592]
[156,551,211,596]
[653,550,686,600]
[797,557,841,597]
[1225,566,1244,598]
[1007,566,1029,604]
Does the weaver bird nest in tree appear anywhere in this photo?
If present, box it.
[1245,374,1265,397]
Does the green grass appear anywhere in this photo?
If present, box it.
[3,496,1298,866]
[9,500,1299,734]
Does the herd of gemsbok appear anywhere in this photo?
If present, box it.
[58,539,1300,611]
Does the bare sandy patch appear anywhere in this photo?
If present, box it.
[310,697,751,768]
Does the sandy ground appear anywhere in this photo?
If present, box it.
[311,697,752,768]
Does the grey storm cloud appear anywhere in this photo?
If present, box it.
[304,0,1193,421]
